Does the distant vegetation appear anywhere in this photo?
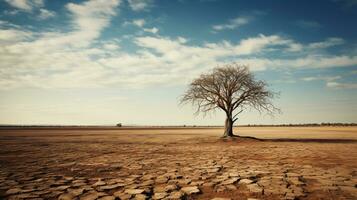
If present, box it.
[180,123,357,127]
[0,123,356,129]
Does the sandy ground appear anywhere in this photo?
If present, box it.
[0,127,356,200]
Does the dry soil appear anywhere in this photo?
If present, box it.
[0,127,356,200]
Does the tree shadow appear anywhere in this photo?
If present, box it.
[262,138,357,143]
[222,135,357,143]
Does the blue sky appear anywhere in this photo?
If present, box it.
[0,0,356,125]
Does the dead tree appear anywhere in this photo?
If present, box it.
[180,63,279,138]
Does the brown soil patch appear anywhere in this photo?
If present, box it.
[0,127,356,200]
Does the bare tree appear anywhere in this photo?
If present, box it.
[180,63,279,138]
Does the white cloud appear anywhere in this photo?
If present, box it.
[327,82,357,89]
[0,29,33,43]
[103,42,120,50]
[130,19,158,34]
[212,16,250,31]
[38,8,55,19]
[266,37,344,52]
[286,43,303,52]
[4,0,44,11]
[2,34,279,89]
[308,37,344,49]
[0,0,121,90]
[143,27,159,34]
[292,55,357,68]
[66,0,120,33]
[235,34,291,54]
[5,0,31,11]
[132,19,145,27]
[4,0,55,20]
[0,0,120,55]
[300,75,357,90]
[233,55,357,71]
[127,0,152,11]
[177,37,187,43]
[302,76,341,82]
[1,2,357,92]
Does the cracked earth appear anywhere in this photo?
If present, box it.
[0,127,356,200]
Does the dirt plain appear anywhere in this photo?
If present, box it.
[0,126,356,200]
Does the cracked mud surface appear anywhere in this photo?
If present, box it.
[0,127,356,200]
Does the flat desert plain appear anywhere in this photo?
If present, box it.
[0,127,356,200]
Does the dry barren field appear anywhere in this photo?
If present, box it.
[0,127,356,200]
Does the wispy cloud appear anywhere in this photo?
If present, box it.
[1,24,357,90]
[327,81,357,89]
[308,37,344,49]
[127,0,153,11]
[38,8,55,19]
[0,0,121,89]
[1,1,356,90]
[301,75,357,90]
[4,0,44,11]
[143,27,159,34]
[65,0,121,46]
[132,19,146,27]
[302,75,341,82]
[212,16,251,31]
[125,19,158,34]
[102,41,120,50]
[4,0,55,20]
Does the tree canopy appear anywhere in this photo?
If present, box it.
[180,63,279,137]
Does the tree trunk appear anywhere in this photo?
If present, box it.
[223,117,234,137]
